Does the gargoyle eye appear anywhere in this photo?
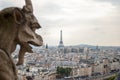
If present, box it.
[29,23,41,31]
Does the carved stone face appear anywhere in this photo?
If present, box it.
[0,0,43,79]
[14,8,43,47]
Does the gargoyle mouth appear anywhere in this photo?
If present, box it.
[28,34,43,46]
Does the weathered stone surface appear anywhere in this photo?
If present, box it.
[0,0,43,80]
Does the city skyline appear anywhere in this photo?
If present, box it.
[0,0,120,46]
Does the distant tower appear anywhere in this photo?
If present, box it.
[58,30,64,48]
[96,45,100,52]
[96,45,98,50]
[46,44,48,49]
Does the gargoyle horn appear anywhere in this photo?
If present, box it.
[23,0,33,13]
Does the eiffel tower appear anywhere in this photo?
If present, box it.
[58,30,64,48]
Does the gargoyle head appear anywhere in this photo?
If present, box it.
[13,0,43,65]
[14,0,43,48]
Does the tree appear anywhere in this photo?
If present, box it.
[65,67,72,77]
[56,66,72,77]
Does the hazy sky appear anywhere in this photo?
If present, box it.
[0,0,120,46]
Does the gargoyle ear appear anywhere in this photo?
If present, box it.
[13,8,25,24]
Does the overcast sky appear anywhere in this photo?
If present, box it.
[0,0,120,46]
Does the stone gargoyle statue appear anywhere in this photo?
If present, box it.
[0,0,43,80]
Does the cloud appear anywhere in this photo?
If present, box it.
[95,0,120,6]
[0,0,120,46]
